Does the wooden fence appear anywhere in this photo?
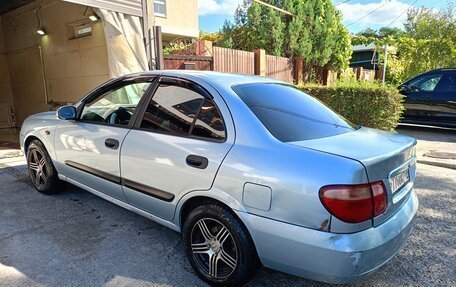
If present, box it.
[163,42,306,84]
[163,55,212,71]
[266,55,294,83]
[213,47,255,75]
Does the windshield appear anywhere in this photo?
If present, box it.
[232,83,358,142]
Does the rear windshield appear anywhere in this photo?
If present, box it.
[232,83,357,142]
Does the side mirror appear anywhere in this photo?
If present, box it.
[57,105,77,120]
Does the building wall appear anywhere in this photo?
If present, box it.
[0,17,15,127]
[1,0,110,124]
[154,0,199,42]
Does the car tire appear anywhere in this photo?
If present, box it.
[26,140,60,195]
[182,203,261,286]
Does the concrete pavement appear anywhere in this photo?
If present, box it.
[0,125,454,286]
[397,124,456,170]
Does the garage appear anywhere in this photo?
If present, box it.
[0,0,153,127]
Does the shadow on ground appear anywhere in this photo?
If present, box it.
[397,124,456,143]
[0,163,454,287]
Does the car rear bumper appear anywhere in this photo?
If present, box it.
[236,189,419,284]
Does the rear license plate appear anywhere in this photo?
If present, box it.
[390,169,410,194]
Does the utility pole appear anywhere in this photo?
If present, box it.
[382,44,388,86]
[142,0,156,70]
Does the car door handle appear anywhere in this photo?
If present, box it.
[105,138,119,150]
[186,155,208,169]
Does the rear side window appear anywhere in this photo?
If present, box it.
[191,99,226,140]
[140,82,226,141]
[232,83,357,142]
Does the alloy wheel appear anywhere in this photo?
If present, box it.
[190,218,238,279]
[28,149,48,187]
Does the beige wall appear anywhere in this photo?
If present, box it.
[0,17,15,127]
[155,0,199,41]
[1,0,110,124]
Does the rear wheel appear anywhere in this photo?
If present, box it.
[182,203,261,286]
[26,140,60,194]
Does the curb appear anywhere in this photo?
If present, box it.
[417,159,456,170]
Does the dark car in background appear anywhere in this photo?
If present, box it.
[398,68,456,128]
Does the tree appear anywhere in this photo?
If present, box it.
[357,28,378,38]
[351,4,455,85]
[378,27,404,38]
[356,27,405,39]
[217,0,351,72]
[388,4,456,84]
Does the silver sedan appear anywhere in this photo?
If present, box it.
[20,71,418,286]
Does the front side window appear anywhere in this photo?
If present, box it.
[409,74,442,92]
[232,83,357,142]
[140,82,226,141]
[81,82,151,126]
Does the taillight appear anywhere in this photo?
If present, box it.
[371,181,387,217]
[319,181,387,223]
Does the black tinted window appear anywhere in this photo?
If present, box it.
[232,83,357,142]
[140,84,204,135]
[191,99,226,140]
[435,73,456,92]
[408,74,442,92]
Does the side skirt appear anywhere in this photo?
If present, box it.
[61,175,181,233]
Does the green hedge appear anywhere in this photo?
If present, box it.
[299,83,404,131]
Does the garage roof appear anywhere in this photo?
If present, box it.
[0,0,34,15]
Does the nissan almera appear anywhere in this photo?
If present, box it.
[20,71,418,286]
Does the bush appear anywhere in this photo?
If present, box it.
[299,82,404,131]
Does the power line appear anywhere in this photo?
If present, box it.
[334,0,352,6]
[368,0,418,18]
[386,0,419,27]
[346,0,392,27]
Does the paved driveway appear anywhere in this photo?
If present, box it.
[0,125,455,287]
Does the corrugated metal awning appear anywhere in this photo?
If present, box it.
[63,0,142,17]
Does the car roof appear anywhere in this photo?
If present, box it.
[121,70,285,87]
[403,68,456,84]
[425,68,456,73]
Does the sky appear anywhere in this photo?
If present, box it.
[198,0,449,34]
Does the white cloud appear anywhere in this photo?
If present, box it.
[337,0,412,28]
[199,0,244,16]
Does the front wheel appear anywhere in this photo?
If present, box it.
[26,140,60,194]
[182,204,261,286]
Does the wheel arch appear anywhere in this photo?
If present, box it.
[175,190,248,231]
[24,135,43,155]
[176,191,264,279]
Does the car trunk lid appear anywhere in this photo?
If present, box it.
[289,127,417,226]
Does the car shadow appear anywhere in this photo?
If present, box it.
[397,124,456,143]
[1,163,454,287]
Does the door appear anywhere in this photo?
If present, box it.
[120,77,234,220]
[402,73,443,121]
[54,78,154,200]
[7,47,49,125]
[433,72,456,124]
